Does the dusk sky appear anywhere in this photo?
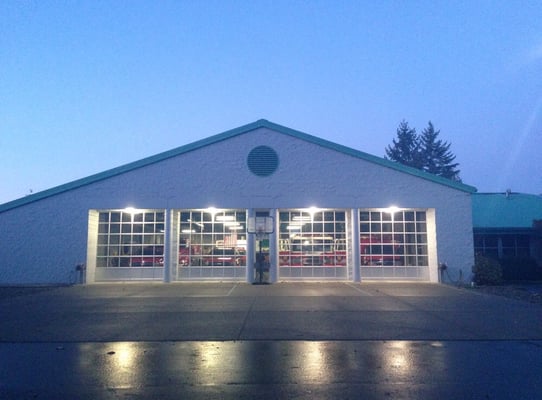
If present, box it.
[1,1,541,204]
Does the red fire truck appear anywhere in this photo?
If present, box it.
[278,234,403,267]
[360,235,403,266]
[128,235,401,267]
[279,234,347,266]
[179,244,247,267]
[128,246,164,267]
[130,244,246,267]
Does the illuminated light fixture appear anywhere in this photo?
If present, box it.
[286,225,302,230]
[181,229,196,233]
[307,206,320,215]
[387,206,400,213]
[309,235,332,240]
[124,207,137,214]
[291,234,332,240]
[224,221,243,230]
[206,207,218,217]
[216,215,235,222]
[223,221,240,226]
[292,216,311,222]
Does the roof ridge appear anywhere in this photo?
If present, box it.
[260,120,476,193]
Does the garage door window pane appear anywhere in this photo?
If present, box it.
[278,210,347,270]
[178,210,247,268]
[97,210,165,268]
[360,210,427,267]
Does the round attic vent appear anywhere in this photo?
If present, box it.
[247,145,279,177]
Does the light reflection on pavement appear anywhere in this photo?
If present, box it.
[1,340,541,399]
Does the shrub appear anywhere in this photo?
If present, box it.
[501,257,542,281]
[473,254,503,285]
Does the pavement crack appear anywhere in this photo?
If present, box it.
[227,283,239,296]
[236,296,257,340]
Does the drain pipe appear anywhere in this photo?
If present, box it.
[438,262,447,283]
[75,264,86,284]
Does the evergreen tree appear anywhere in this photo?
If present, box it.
[385,120,461,182]
[384,120,422,169]
[419,121,461,181]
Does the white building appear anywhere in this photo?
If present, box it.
[0,120,476,285]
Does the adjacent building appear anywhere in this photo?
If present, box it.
[473,192,542,267]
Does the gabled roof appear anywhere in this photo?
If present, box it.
[472,192,542,229]
[0,119,476,213]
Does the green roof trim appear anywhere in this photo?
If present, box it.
[472,192,542,228]
[259,119,476,193]
[0,119,476,213]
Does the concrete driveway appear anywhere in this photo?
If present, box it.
[1,282,541,399]
[1,281,540,341]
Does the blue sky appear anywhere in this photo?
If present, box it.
[1,0,541,204]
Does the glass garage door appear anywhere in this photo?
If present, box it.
[359,209,429,280]
[278,209,348,279]
[177,209,247,280]
[95,209,165,281]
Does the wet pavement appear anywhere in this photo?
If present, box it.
[1,282,541,399]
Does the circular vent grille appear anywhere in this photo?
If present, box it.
[247,145,279,177]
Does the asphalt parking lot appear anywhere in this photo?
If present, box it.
[1,282,541,399]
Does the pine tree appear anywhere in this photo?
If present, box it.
[419,121,461,181]
[384,120,422,169]
[385,120,461,182]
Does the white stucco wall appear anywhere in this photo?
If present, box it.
[0,126,474,284]
[0,193,89,284]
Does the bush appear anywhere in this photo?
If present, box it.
[501,257,542,281]
[473,254,503,285]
